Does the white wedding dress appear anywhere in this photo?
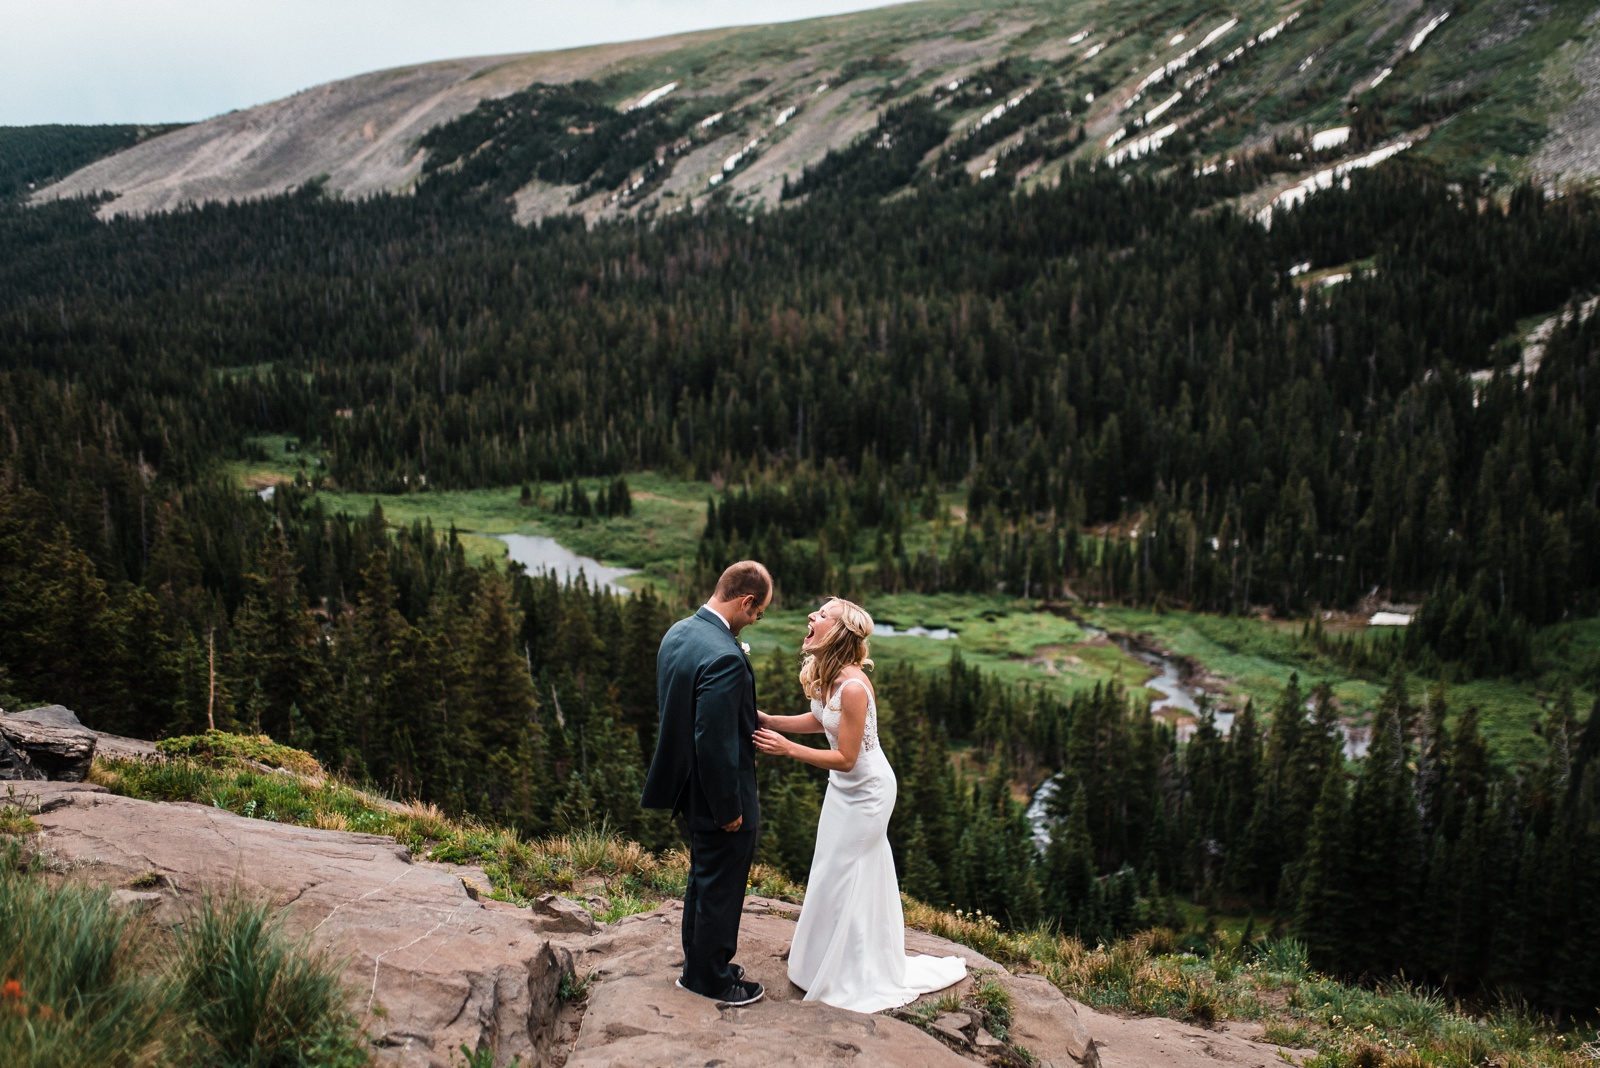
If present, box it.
[787,677,967,1012]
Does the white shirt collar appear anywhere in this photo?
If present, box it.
[702,603,733,631]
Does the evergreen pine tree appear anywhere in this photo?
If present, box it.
[1295,762,1351,973]
[1343,666,1423,976]
[1043,776,1095,935]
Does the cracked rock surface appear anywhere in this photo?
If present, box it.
[23,781,1313,1068]
[26,782,564,1067]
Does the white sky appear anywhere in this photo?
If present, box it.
[0,0,909,126]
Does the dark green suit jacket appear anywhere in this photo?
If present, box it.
[641,607,758,830]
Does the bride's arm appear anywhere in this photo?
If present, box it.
[757,710,825,733]
[753,685,867,772]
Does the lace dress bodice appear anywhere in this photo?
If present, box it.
[810,677,879,754]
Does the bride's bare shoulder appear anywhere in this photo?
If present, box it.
[837,665,874,695]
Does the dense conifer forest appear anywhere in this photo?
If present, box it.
[1,124,1598,1014]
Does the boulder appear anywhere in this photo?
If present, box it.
[531,893,598,934]
[932,1011,974,1045]
[0,730,43,781]
[0,706,97,781]
[1006,974,1100,1068]
[92,731,159,761]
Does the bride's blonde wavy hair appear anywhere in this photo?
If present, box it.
[798,597,874,701]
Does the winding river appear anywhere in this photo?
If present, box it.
[495,534,638,595]
[1027,623,1367,848]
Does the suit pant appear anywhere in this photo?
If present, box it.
[680,812,759,996]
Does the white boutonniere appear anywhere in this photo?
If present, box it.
[740,641,752,657]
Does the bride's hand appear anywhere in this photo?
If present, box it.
[757,710,773,729]
[752,727,790,757]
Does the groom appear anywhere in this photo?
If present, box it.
[642,560,772,1006]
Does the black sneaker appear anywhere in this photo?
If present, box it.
[675,964,743,990]
[712,979,765,1007]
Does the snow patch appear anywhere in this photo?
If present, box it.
[1126,18,1239,106]
[1145,91,1181,124]
[973,87,1034,131]
[722,136,764,174]
[1258,139,1414,227]
[774,106,796,126]
[627,82,678,112]
[1312,126,1351,151]
[1256,10,1300,45]
[1197,19,1239,51]
[1106,122,1177,166]
[1409,11,1449,53]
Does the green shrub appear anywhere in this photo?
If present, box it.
[557,971,594,1003]
[971,976,1014,1037]
[1257,938,1310,982]
[155,731,323,777]
[0,805,38,836]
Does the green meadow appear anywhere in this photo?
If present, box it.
[241,446,1585,763]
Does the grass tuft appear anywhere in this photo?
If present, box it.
[173,891,367,1068]
[0,806,38,836]
[0,838,367,1068]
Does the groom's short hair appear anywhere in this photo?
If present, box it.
[715,560,772,604]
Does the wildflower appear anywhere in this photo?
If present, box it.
[2,979,25,1019]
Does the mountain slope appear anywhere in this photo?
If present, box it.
[30,0,1600,223]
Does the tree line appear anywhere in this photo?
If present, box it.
[5,462,1593,1011]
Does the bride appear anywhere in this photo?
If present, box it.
[752,597,966,1013]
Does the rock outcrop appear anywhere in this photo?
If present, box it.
[0,705,97,780]
[0,730,43,781]
[21,781,1312,1068]
[25,781,566,1067]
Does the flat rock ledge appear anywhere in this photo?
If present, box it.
[21,782,1313,1068]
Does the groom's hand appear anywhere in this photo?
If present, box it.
[721,815,743,832]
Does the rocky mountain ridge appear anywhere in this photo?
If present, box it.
[30,0,1600,223]
[9,775,1313,1068]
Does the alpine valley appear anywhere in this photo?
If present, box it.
[3,2,1600,1066]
